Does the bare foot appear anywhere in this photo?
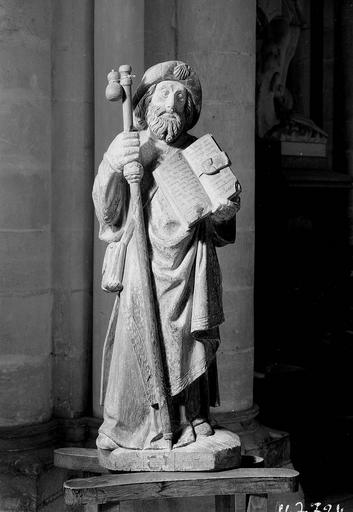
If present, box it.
[96,433,119,450]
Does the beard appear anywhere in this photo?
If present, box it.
[146,104,185,143]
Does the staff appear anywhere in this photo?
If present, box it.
[105,65,173,450]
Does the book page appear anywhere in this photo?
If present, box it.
[183,134,240,206]
[153,151,212,228]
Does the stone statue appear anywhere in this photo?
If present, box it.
[256,0,327,143]
[93,61,241,471]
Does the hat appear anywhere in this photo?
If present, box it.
[133,61,202,130]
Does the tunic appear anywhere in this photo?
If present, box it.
[92,132,236,449]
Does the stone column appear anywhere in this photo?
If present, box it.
[143,2,287,471]
[339,0,353,243]
[176,0,256,417]
[51,0,94,420]
[0,1,94,509]
[337,1,353,358]
[0,2,53,509]
[289,0,311,118]
[0,0,52,429]
[93,0,145,416]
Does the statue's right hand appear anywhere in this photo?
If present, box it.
[106,131,140,172]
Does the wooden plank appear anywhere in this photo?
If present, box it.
[54,447,109,474]
[215,495,236,512]
[64,468,299,505]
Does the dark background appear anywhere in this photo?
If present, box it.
[254,0,353,500]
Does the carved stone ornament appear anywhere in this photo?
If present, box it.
[256,0,328,144]
[92,61,241,471]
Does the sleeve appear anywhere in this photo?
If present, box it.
[210,194,240,247]
[92,154,130,243]
[211,216,236,247]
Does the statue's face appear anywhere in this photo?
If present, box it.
[146,81,187,143]
[151,81,187,113]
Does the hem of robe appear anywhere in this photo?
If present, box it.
[170,347,219,396]
[170,360,209,396]
[99,404,164,451]
[191,312,225,333]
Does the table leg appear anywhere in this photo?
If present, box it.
[84,503,120,511]
[246,494,268,512]
[215,495,236,512]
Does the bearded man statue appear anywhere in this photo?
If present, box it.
[93,61,240,457]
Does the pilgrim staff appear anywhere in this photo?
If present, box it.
[104,65,173,450]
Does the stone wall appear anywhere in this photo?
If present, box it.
[0,1,94,510]
[0,1,256,510]
[0,0,52,429]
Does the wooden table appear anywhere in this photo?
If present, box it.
[55,448,299,512]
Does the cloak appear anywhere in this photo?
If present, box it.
[92,134,236,449]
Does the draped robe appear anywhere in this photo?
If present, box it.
[92,132,236,449]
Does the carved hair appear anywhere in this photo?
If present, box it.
[134,83,195,130]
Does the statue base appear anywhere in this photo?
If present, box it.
[98,427,241,472]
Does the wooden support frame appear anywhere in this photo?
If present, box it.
[56,448,299,512]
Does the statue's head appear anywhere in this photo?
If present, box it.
[133,61,202,143]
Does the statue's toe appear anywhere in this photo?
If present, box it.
[96,433,119,450]
[174,424,196,448]
[193,419,214,437]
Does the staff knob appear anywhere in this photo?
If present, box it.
[119,64,133,86]
[106,70,123,101]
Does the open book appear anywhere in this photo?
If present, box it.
[153,134,241,229]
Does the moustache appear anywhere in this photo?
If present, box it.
[153,107,179,119]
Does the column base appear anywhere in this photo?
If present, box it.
[213,405,291,467]
[0,421,72,512]
[212,406,305,511]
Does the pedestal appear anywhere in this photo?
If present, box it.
[98,428,241,472]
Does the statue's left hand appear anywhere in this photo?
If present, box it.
[211,198,240,224]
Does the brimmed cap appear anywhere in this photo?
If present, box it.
[133,61,202,130]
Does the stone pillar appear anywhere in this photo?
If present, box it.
[51,0,94,420]
[336,1,353,364]
[0,0,52,429]
[144,0,177,67]
[339,0,353,244]
[289,0,311,118]
[176,0,256,416]
[0,2,53,509]
[322,0,335,168]
[0,1,94,509]
[93,0,145,416]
